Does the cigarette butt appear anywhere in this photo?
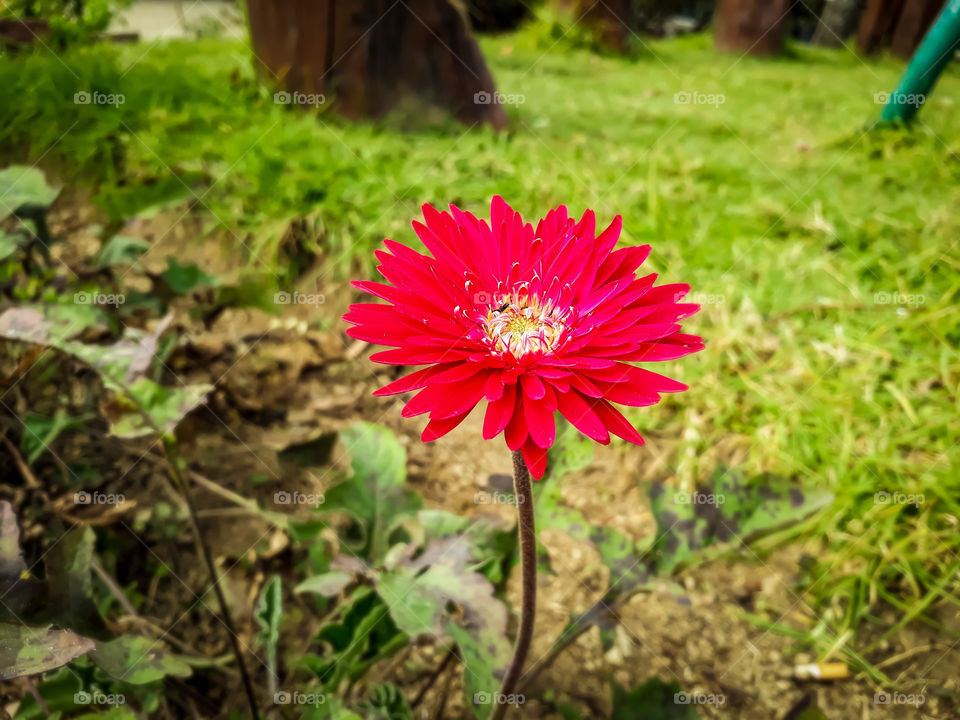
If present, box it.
[793,662,849,680]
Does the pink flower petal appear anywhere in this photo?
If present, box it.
[556,391,610,444]
[483,382,516,439]
[520,438,548,479]
[523,392,556,448]
[422,411,471,442]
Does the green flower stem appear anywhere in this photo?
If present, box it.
[491,450,537,720]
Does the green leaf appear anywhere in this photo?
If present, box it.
[162,258,220,294]
[44,527,103,633]
[255,576,282,647]
[0,501,26,583]
[254,575,282,696]
[305,589,405,689]
[0,503,46,622]
[301,698,363,720]
[102,377,211,439]
[90,636,192,685]
[0,165,59,216]
[610,678,700,720]
[20,410,92,464]
[0,230,25,260]
[0,624,94,680]
[295,571,354,597]
[321,423,421,560]
[416,509,515,584]
[10,665,81,719]
[648,467,834,574]
[76,709,140,720]
[376,537,510,720]
[452,623,505,720]
[0,307,209,438]
[96,235,149,267]
[357,682,414,719]
[94,175,195,222]
[379,537,507,638]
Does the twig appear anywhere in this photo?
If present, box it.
[412,647,457,708]
[433,655,457,720]
[345,339,369,360]
[162,436,260,717]
[92,558,138,616]
[24,679,49,716]
[187,468,290,527]
[93,555,240,675]
[107,370,260,718]
[0,431,40,487]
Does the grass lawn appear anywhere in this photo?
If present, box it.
[2,25,958,669]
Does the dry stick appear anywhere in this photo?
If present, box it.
[115,378,260,717]
[0,432,40,487]
[92,558,139,616]
[411,646,457,708]
[433,656,457,720]
[490,451,537,720]
[92,558,238,672]
[161,437,260,719]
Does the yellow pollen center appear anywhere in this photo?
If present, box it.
[482,295,567,359]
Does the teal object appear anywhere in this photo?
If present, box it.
[880,0,960,123]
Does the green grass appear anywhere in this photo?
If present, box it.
[2,25,959,664]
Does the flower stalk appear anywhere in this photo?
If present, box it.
[490,450,537,720]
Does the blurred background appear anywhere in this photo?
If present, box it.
[0,1,958,719]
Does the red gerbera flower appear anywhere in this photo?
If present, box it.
[344,196,703,479]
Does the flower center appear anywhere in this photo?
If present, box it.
[483,294,568,359]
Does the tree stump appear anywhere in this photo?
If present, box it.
[0,18,51,52]
[545,0,636,53]
[811,0,864,47]
[464,0,531,32]
[245,0,508,130]
[890,0,946,58]
[856,0,905,54]
[714,0,792,56]
[578,0,634,53]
